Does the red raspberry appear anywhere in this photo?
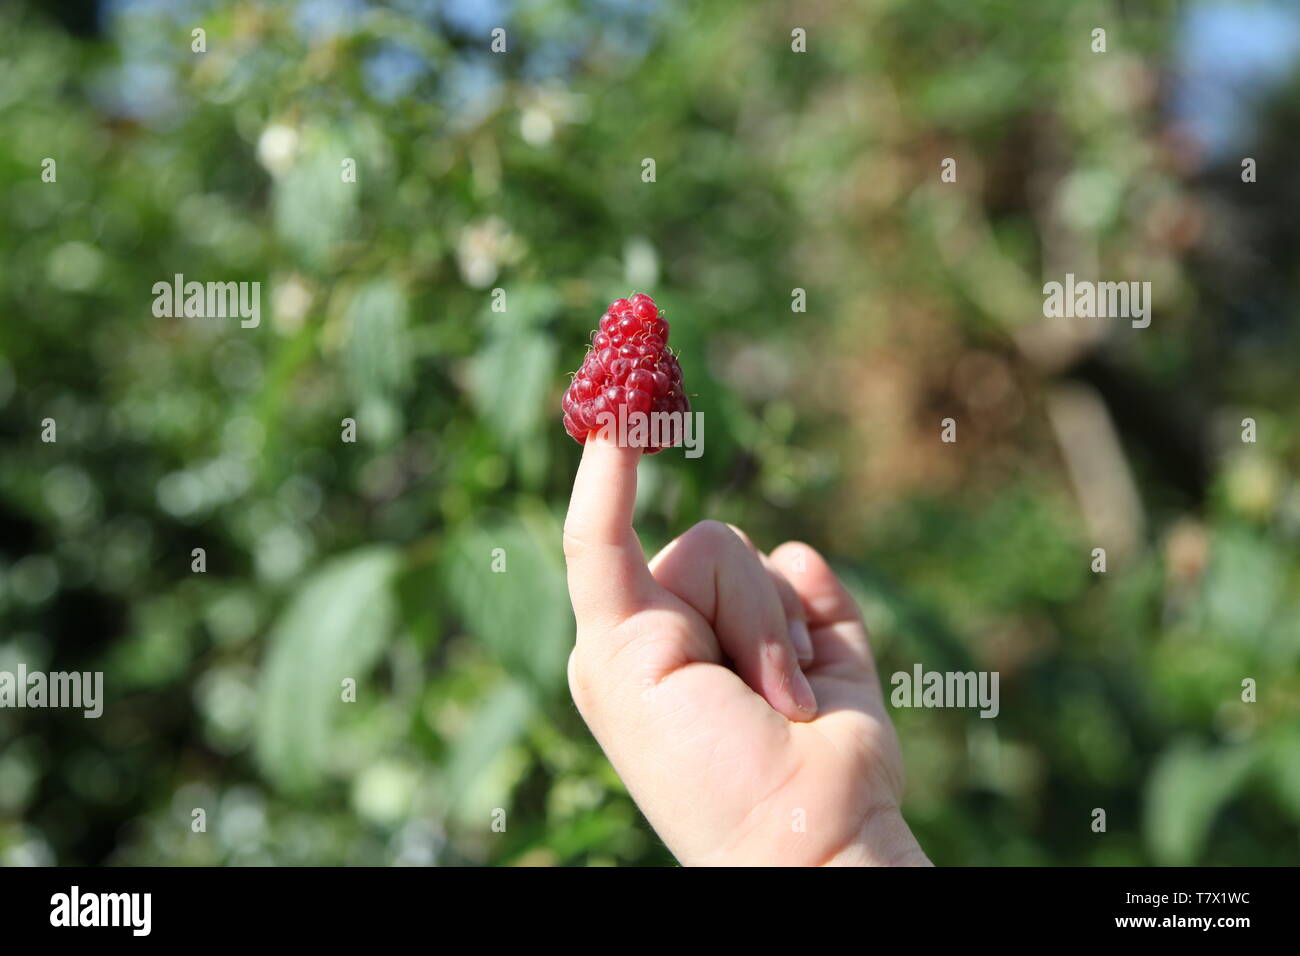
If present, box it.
[561,292,691,453]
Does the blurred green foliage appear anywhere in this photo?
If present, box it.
[0,0,1297,866]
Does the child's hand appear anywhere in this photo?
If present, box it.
[562,434,931,866]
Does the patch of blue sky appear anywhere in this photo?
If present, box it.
[1173,0,1300,161]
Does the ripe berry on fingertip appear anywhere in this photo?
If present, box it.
[561,292,691,451]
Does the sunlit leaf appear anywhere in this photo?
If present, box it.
[443,511,571,691]
[273,126,359,269]
[1145,741,1257,865]
[443,679,535,826]
[255,547,401,792]
[469,324,557,448]
[342,277,412,403]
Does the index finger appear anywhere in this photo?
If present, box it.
[562,430,659,627]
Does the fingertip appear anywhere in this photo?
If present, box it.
[581,425,644,464]
[769,540,824,579]
[567,433,640,537]
[769,541,861,627]
[789,619,814,665]
[758,637,818,722]
[790,666,818,720]
[563,430,658,629]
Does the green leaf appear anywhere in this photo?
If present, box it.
[1264,728,1300,821]
[272,126,359,269]
[443,679,535,825]
[343,278,412,403]
[1145,741,1257,865]
[337,277,412,446]
[444,511,571,691]
[468,323,557,449]
[1202,528,1284,643]
[255,547,401,793]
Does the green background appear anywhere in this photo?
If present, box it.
[1,0,1297,865]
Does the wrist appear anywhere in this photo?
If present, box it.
[822,808,932,867]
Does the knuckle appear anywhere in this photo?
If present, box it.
[684,518,736,549]
[567,649,596,710]
[724,522,755,550]
[561,528,588,561]
[771,540,812,563]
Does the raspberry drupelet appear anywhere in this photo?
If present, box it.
[561,293,690,453]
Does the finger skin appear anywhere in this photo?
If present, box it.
[566,531,924,866]
[724,524,814,665]
[567,639,800,864]
[650,521,816,721]
[769,541,877,678]
[562,432,659,629]
[763,558,814,666]
[768,541,912,849]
